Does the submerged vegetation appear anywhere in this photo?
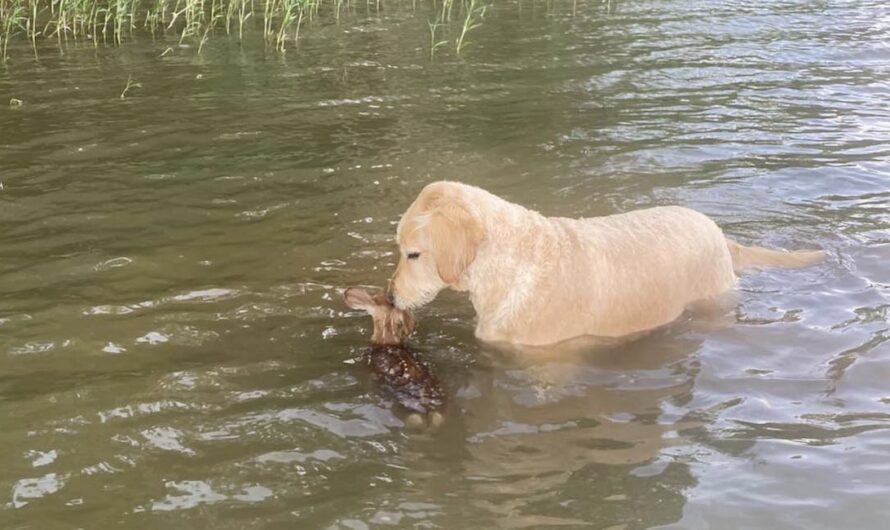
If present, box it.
[0,0,496,62]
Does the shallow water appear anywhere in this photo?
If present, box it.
[2,0,890,528]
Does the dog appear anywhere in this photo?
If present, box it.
[343,287,446,430]
[388,181,823,346]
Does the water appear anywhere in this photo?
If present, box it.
[2,0,890,527]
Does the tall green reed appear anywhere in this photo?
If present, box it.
[1,0,495,61]
[455,0,485,54]
[1,0,27,62]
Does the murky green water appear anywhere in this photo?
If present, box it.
[3,0,890,528]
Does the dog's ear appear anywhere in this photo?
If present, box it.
[427,202,483,285]
[344,288,378,314]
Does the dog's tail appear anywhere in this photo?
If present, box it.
[726,239,824,272]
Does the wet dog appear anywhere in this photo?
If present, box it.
[343,287,445,430]
[388,181,824,346]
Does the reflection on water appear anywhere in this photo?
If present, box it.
[447,331,702,528]
[2,0,890,527]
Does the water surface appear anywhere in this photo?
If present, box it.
[2,0,890,528]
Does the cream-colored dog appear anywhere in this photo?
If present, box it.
[388,181,823,346]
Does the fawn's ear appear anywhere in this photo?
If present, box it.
[344,288,379,315]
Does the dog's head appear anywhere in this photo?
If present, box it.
[344,287,416,346]
[389,182,484,310]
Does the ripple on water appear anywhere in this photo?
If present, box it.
[11,473,66,509]
[146,480,274,513]
[2,0,890,527]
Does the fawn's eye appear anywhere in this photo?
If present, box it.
[407,252,420,260]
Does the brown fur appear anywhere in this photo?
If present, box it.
[344,288,415,346]
[344,287,445,428]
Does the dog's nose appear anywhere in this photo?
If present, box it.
[386,291,396,305]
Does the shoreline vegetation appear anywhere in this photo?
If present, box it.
[0,0,523,62]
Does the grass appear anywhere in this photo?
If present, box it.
[426,0,487,60]
[455,0,485,55]
[427,18,446,60]
[1,0,26,62]
[119,73,141,98]
[0,0,503,63]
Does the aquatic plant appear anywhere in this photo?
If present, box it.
[1,0,26,62]
[439,0,453,21]
[270,0,307,51]
[0,0,500,61]
[120,73,142,98]
[455,0,485,55]
[427,18,446,60]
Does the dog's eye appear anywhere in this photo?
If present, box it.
[407,252,420,260]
